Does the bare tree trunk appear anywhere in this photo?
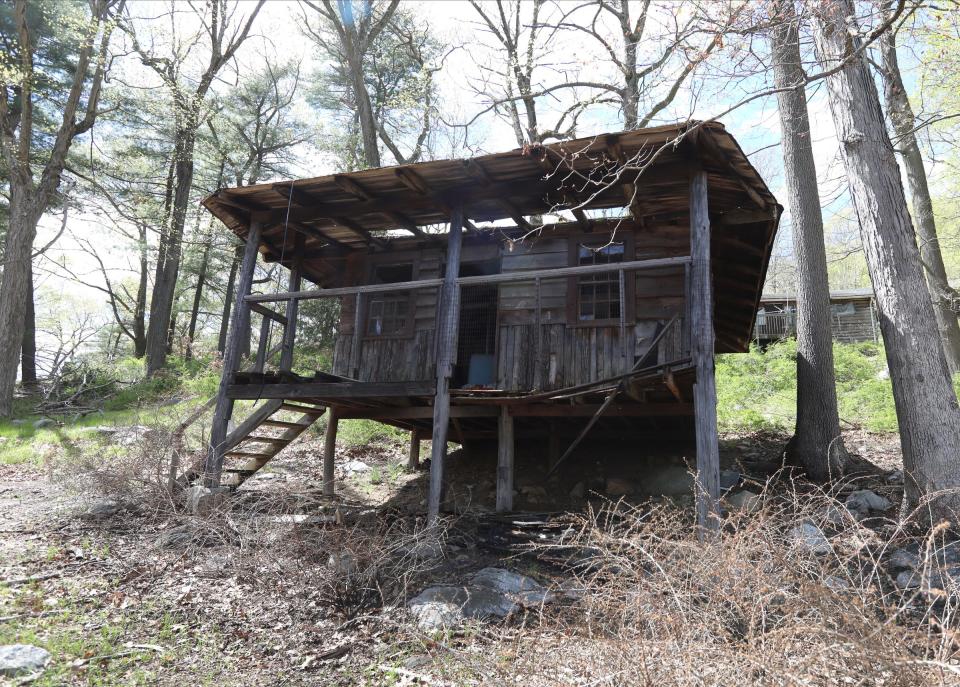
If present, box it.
[0,189,41,415]
[771,0,847,479]
[20,260,38,390]
[218,241,242,354]
[813,0,960,521]
[878,5,960,374]
[185,233,212,361]
[132,225,148,358]
[145,130,197,374]
[340,1,381,168]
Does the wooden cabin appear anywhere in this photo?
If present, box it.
[754,288,879,344]
[200,122,781,527]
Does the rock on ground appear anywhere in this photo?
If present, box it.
[845,489,893,515]
[0,644,51,676]
[342,460,371,475]
[725,489,760,513]
[407,567,553,630]
[789,523,832,555]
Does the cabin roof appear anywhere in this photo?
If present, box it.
[203,121,782,353]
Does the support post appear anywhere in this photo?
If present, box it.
[323,407,339,496]
[689,170,721,533]
[533,277,543,389]
[407,429,421,470]
[496,406,515,512]
[427,204,464,524]
[350,291,364,378]
[253,316,271,373]
[279,238,303,372]
[206,221,263,487]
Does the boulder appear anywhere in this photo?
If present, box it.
[157,524,197,548]
[185,486,228,515]
[0,644,51,676]
[789,523,832,555]
[845,489,893,515]
[725,489,760,514]
[887,548,919,572]
[886,470,904,484]
[342,460,372,475]
[520,485,549,505]
[604,477,634,497]
[32,418,55,429]
[85,498,122,519]
[719,470,741,490]
[407,567,552,630]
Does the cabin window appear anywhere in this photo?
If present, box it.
[566,234,635,326]
[366,263,414,337]
[831,302,855,317]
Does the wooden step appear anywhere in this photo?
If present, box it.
[242,436,293,445]
[225,451,273,459]
[261,419,308,429]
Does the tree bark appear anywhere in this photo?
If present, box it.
[812,0,960,521]
[0,188,41,415]
[132,225,148,358]
[771,0,847,480]
[340,0,382,168]
[20,260,38,390]
[877,5,960,374]
[145,129,197,374]
[218,241,242,354]
[185,232,212,361]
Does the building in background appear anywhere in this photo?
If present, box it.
[754,288,878,344]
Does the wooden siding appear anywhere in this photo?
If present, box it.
[332,223,689,390]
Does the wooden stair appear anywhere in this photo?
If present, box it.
[179,399,326,489]
[219,400,326,488]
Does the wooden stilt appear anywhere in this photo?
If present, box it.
[323,407,339,496]
[407,430,421,470]
[496,406,514,512]
[427,204,464,524]
[206,221,263,487]
[690,169,721,533]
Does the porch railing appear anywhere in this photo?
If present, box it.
[241,255,693,386]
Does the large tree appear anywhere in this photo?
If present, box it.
[877,1,960,373]
[125,0,264,375]
[770,0,847,479]
[303,0,442,169]
[812,0,960,520]
[0,0,122,416]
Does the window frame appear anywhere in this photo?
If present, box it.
[363,253,419,340]
[565,232,636,327]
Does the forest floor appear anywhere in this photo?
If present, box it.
[5,423,957,686]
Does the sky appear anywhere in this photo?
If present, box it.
[26,0,949,370]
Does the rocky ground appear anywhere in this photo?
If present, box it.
[1,428,956,686]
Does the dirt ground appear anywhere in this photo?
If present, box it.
[0,429,907,686]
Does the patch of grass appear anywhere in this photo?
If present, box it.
[715,339,955,433]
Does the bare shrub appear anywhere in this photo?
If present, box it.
[417,485,960,686]
[224,500,446,621]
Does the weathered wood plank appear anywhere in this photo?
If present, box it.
[226,381,435,399]
[323,407,338,496]
[407,430,421,469]
[428,205,464,524]
[690,169,721,533]
[496,406,514,512]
